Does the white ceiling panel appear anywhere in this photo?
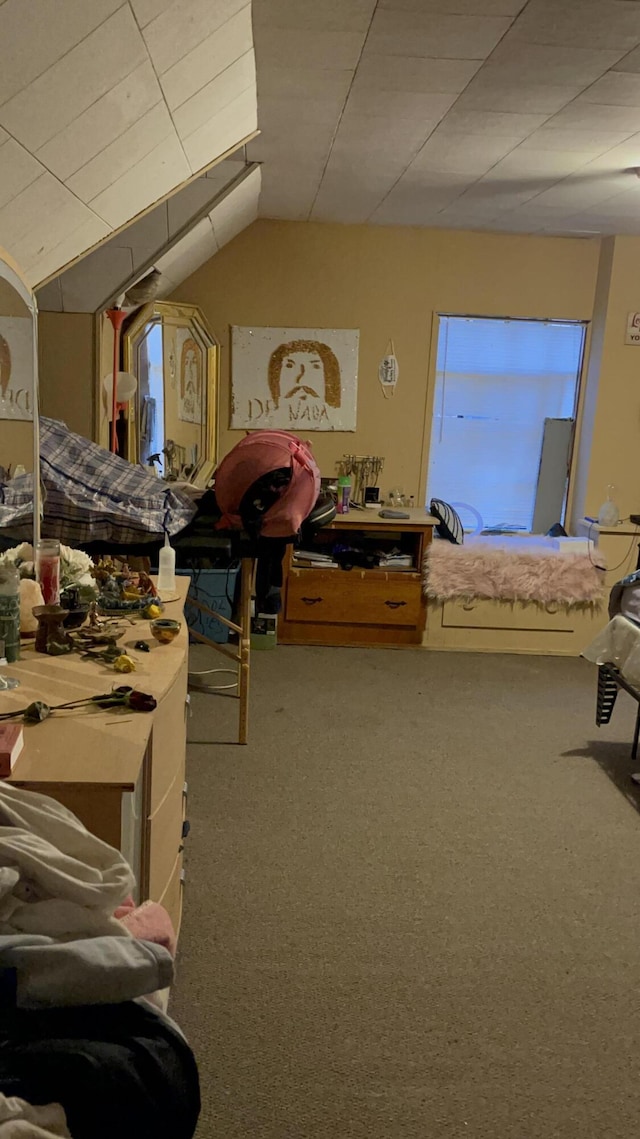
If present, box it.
[517,128,632,155]
[88,134,191,229]
[140,0,247,75]
[379,0,526,13]
[252,0,376,33]
[210,165,260,245]
[167,163,245,235]
[547,100,640,132]
[182,86,257,171]
[366,9,513,59]
[454,79,581,115]
[172,51,256,139]
[35,157,252,309]
[161,4,252,112]
[345,90,458,120]
[615,45,640,74]
[410,133,524,175]
[56,244,135,314]
[581,71,640,106]
[155,217,218,288]
[250,124,336,162]
[583,185,640,218]
[352,55,482,94]
[0,173,109,284]
[254,27,366,69]
[526,174,633,211]
[0,138,45,211]
[438,109,549,137]
[66,102,175,205]
[30,213,113,287]
[0,1,257,282]
[36,278,64,312]
[247,0,640,235]
[130,0,174,28]
[35,61,162,183]
[258,94,348,126]
[509,0,640,52]
[484,42,624,86]
[256,67,354,101]
[0,0,123,106]
[0,7,146,152]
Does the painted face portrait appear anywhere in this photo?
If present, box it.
[268,339,341,409]
[0,334,11,399]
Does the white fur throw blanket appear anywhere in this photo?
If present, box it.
[424,536,606,607]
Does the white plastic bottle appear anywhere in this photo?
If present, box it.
[157,532,176,595]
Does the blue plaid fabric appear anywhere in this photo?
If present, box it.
[0,418,196,544]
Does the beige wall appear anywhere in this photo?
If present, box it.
[170,220,600,501]
[38,311,95,440]
[571,235,640,524]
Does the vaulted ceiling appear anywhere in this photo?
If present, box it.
[16,0,640,316]
[0,0,258,288]
[249,0,640,236]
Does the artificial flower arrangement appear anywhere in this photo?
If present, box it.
[0,542,97,602]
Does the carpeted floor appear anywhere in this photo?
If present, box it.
[170,647,640,1139]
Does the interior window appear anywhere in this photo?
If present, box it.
[426,315,586,533]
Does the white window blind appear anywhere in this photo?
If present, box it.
[426,316,586,531]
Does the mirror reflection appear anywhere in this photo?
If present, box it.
[123,302,218,481]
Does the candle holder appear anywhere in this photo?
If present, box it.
[33,604,70,654]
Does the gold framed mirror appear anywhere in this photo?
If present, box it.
[122,301,219,480]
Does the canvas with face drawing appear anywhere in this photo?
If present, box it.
[231,326,359,431]
[0,316,33,421]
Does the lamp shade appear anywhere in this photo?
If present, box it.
[103,370,137,403]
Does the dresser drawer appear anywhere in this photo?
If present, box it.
[147,769,185,899]
[149,662,188,810]
[441,598,576,632]
[159,852,184,940]
[286,569,422,626]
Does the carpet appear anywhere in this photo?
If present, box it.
[170,646,640,1139]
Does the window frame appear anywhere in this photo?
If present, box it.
[419,312,591,531]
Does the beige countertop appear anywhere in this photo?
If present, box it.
[5,578,188,789]
[328,508,438,529]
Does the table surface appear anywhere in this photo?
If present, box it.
[5,578,188,789]
[328,508,438,529]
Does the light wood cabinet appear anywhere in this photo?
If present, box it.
[280,512,436,647]
[8,581,190,935]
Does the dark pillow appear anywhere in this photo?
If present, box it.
[430,498,464,544]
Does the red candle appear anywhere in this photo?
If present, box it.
[36,541,61,605]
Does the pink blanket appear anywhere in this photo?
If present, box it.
[115,897,177,958]
[424,537,606,607]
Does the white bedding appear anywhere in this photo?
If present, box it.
[583,615,640,689]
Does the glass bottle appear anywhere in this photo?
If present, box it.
[0,564,20,663]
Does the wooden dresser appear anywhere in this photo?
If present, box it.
[280,510,436,647]
[6,580,190,936]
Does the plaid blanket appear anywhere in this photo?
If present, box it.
[0,418,195,544]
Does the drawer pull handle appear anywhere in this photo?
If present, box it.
[384,600,407,609]
[302,596,323,605]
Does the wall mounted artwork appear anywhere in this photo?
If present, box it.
[0,316,33,421]
[231,326,359,431]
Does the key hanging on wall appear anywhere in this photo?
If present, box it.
[378,338,399,398]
